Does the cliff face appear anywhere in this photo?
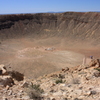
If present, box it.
[0,12,100,43]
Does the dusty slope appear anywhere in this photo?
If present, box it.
[0,12,100,78]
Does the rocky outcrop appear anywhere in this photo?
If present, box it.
[0,64,14,87]
[0,64,26,100]
[31,59,100,100]
[0,59,100,100]
[89,59,100,67]
[0,76,14,87]
[0,64,24,87]
[0,64,8,75]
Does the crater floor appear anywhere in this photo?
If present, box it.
[0,38,86,78]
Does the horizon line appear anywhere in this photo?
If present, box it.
[0,11,100,15]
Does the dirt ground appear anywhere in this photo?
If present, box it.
[0,37,100,79]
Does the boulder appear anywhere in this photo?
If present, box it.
[21,81,29,88]
[62,67,69,72]
[0,64,8,75]
[89,59,100,67]
[0,76,14,87]
[93,70,100,77]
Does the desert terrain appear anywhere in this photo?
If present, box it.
[0,12,100,79]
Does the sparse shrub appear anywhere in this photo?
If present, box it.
[58,74,65,79]
[55,79,63,84]
[30,84,44,93]
[94,68,100,72]
[26,89,42,100]
[25,83,44,100]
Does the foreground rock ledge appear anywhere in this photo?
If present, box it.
[0,59,100,100]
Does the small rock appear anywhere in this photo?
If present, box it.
[85,76,92,80]
[62,67,69,72]
[46,98,50,100]
[91,90,96,95]
[63,98,68,100]
[67,84,71,87]
[6,85,10,90]
[21,81,29,88]
[53,91,63,96]
[2,97,8,100]
[42,93,48,96]
[50,74,58,78]
[59,83,66,87]
[84,91,91,96]
[78,96,85,99]
[74,98,80,100]
[8,90,12,96]
[63,92,67,96]
[22,95,30,99]
[17,92,22,97]
[52,98,56,100]
[13,94,17,98]
[19,90,23,93]
[93,70,100,77]
[74,89,82,95]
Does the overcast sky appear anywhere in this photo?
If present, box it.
[0,0,100,14]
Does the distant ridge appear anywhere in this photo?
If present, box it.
[47,11,65,13]
[0,12,100,46]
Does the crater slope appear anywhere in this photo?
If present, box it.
[0,12,100,78]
